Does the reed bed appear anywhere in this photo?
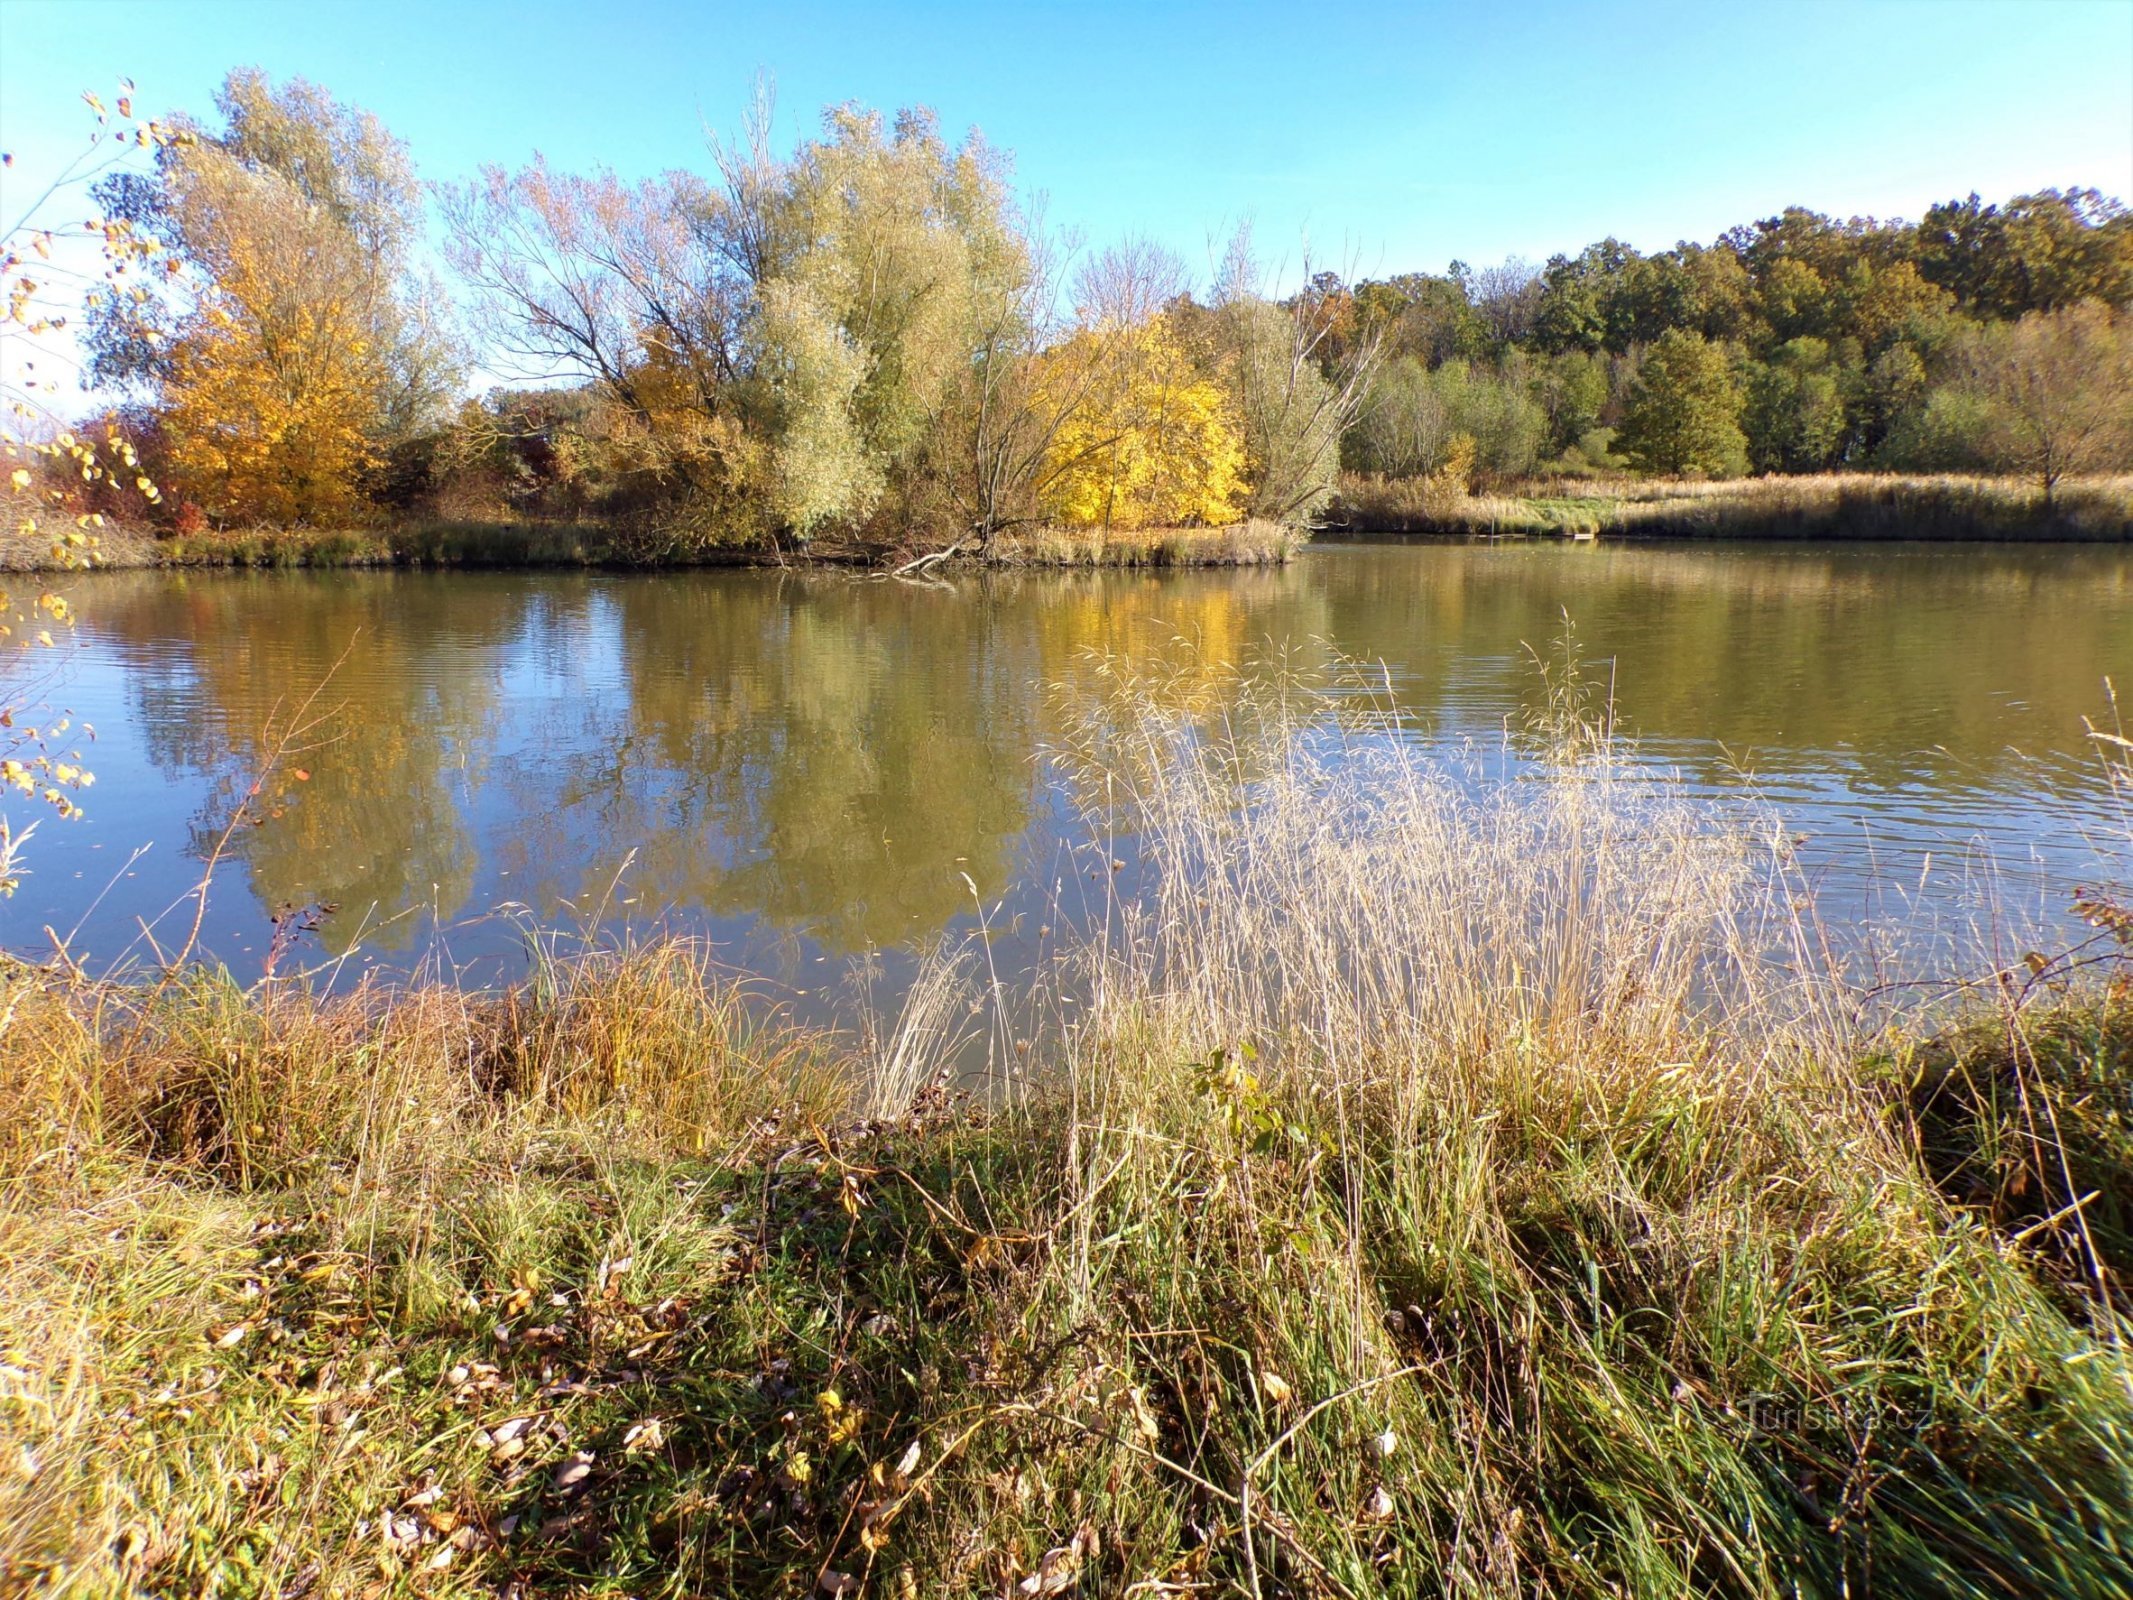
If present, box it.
[1327,471,2133,541]
[0,509,1300,574]
[3,665,2130,1598]
[988,519,1300,567]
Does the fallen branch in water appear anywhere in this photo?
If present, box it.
[890,543,963,577]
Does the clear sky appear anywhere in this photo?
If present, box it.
[4,0,2131,283]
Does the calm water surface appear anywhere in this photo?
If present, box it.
[7,541,2130,1011]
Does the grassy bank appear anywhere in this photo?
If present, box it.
[0,517,1296,575]
[1325,472,2133,542]
[5,678,2131,1598]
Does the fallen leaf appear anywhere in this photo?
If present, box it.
[552,1450,594,1493]
[1019,1545,1082,1595]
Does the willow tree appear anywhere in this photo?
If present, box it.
[444,97,1036,545]
[767,105,1031,532]
[1203,233,1380,525]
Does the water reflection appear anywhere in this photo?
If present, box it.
[6,542,2127,991]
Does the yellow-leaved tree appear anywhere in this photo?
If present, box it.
[1033,318,1246,530]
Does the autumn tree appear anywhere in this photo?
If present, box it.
[1915,189,2133,318]
[1615,329,1749,478]
[89,70,456,524]
[444,94,1032,545]
[948,236,1174,545]
[1033,316,1245,529]
[1945,301,2133,502]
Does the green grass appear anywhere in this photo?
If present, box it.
[1893,995,2133,1309]
[4,671,2131,1598]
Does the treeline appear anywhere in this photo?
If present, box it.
[1333,196,2133,495]
[67,73,1360,550]
[35,70,2133,548]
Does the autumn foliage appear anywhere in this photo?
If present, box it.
[19,69,2130,547]
[87,70,453,526]
[1033,319,1247,529]
[156,193,385,524]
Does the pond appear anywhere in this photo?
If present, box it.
[6,540,2130,1015]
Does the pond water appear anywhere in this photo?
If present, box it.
[6,540,2130,1014]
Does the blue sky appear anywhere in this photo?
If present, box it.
[4,0,2131,284]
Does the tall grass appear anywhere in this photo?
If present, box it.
[1327,471,2133,541]
[0,512,1302,574]
[3,662,2130,1597]
[990,519,1300,567]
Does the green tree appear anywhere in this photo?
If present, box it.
[1859,341,1930,457]
[1742,337,1851,473]
[1915,189,2133,317]
[1346,356,1445,477]
[1616,329,1748,477]
[1519,349,1612,459]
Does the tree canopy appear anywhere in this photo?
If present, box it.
[27,71,2132,540]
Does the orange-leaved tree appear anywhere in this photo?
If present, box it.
[89,70,456,526]
[154,160,387,524]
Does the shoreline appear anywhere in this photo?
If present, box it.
[5,667,2130,1595]
[1324,471,2133,542]
[17,476,2133,577]
[1,517,1302,576]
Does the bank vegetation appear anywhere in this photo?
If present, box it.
[4,668,2131,1597]
[7,73,2132,569]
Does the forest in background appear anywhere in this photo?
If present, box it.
[6,70,2132,558]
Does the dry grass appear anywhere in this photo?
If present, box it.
[1327,471,2133,541]
[1,506,1302,575]
[3,661,2131,1597]
[988,519,1300,567]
